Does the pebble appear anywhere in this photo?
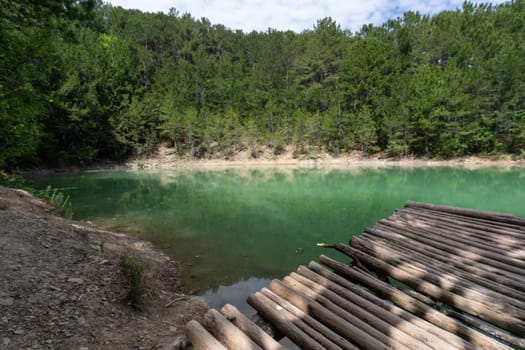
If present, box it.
[3,337,11,346]
[67,277,84,284]
[13,328,25,335]
[0,297,14,306]
[168,336,190,350]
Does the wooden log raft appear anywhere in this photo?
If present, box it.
[260,287,358,350]
[296,265,467,350]
[400,208,525,244]
[352,236,525,309]
[404,201,525,226]
[282,273,429,350]
[386,214,525,262]
[248,291,327,350]
[318,254,513,350]
[184,201,525,350]
[306,261,477,350]
[359,231,525,294]
[369,222,525,278]
[404,206,525,233]
[377,219,525,274]
[289,268,447,350]
[335,242,525,335]
[267,279,394,350]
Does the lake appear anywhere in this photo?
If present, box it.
[28,166,525,314]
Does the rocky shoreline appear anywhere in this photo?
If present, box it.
[127,147,525,171]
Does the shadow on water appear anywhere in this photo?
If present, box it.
[27,166,525,312]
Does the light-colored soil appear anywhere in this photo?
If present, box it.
[0,186,208,350]
[127,146,525,171]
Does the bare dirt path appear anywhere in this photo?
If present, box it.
[0,186,207,350]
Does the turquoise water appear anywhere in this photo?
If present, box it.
[28,166,525,313]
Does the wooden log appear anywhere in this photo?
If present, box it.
[293,266,458,350]
[381,217,525,270]
[396,209,525,249]
[339,242,525,334]
[362,228,525,290]
[220,304,286,350]
[402,289,436,306]
[391,213,525,259]
[204,309,263,350]
[254,290,348,350]
[353,236,525,308]
[358,233,525,303]
[372,221,525,278]
[404,201,525,226]
[268,279,393,350]
[318,254,513,350]
[360,231,525,294]
[247,291,326,350]
[260,288,359,350]
[307,261,478,350]
[185,320,228,350]
[250,312,281,340]
[283,273,429,350]
[373,220,525,281]
[401,208,525,243]
[436,306,525,349]
[406,207,525,233]
[251,293,344,350]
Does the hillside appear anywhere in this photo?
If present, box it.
[1,1,524,169]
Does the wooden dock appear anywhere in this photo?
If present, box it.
[184,202,525,349]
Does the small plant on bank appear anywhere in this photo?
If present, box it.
[40,186,74,219]
[119,254,145,310]
[0,173,74,219]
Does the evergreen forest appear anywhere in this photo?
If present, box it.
[2,0,525,168]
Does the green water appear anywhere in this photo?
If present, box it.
[29,166,525,313]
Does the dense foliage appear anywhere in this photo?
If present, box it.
[1,0,524,167]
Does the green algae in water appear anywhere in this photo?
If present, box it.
[28,166,525,313]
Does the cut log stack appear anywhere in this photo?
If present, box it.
[185,202,525,349]
[185,304,287,350]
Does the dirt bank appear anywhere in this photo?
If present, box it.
[126,146,525,170]
[0,186,207,349]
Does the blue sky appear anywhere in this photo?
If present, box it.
[106,0,508,33]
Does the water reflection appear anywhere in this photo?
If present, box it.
[202,277,271,315]
[28,166,525,308]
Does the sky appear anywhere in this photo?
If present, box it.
[106,0,508,33]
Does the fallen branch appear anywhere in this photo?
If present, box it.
[164,296,189,308]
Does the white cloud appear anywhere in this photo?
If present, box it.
[106,0,509,33]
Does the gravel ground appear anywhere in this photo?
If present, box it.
[0,186,207,350]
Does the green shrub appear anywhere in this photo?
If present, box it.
[39,186,74,219]
[119,255,145,310]
[0,172,74,219]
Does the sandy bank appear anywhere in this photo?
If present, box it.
[126,146,525,171]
